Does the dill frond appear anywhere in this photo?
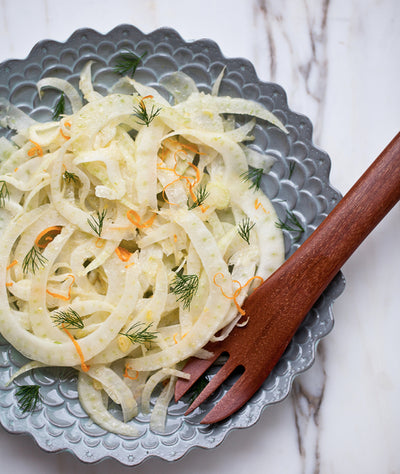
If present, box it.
[119,322,157,345]
[188,184,209,210]
[170,271,199,309]
[240,167,264,191]
[113,50,147,77]
[275,210,305,242]
[16,385,41,413]
[52,308,84,329]
[288,161,296,179]
[237,217,255,245]
[53,93,65,121]
[0,180,10,207]
[133,98,161,127]
[188,374,210,405]
[62,170,79,184]
[87,209,107,237]
[22,246,48,275]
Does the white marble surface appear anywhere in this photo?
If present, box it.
[0,0,399,472]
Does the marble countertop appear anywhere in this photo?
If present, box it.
[0,0,398,473]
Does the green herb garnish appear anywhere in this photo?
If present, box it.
[188,374,210,405]
[87,209,107,237]
[240,168,264,191]
[52,308,84,329]
[275,210,305,242]
[133,97,161,127]
[237,217,255,245]
[16,385,41,413]
[119,322,157,345]
[113,50,147,77]
[170,271,199,309]
[288,161,296,179]
[62,170,79,184]
[0,180,10,207]
[52,93,65,121]
[22,246,48,275]
[188,184,209,210]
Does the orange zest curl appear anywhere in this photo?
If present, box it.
[62,323,89,372]
[6,260,18,271]
[5,282,13,287]
[127,209,156,229]
[254,198,268,214]
[115,246,132,262]
[95,238,105,248]
[213,273,264,316]
[46,274,75,301]
[124,364,139,380]
[34,226,63,249]
[27,140,44,157]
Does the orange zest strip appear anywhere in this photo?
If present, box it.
[255,198,268,214]
[6,260,18,271]
[27,140,44,157]
[46,274,75,301]
[124,364,139,380]
[213,273,264,317]
[95,237,105,248]
[173,234,177,243]
[34,226,63,249]
[115,246,131,262]
[125,261,135,269]
[59,128,70,140]
[62,324,89,372]
[6,282,13,287]
[173,333,179,345]
[64,121,71,128]
[126,209,156,229]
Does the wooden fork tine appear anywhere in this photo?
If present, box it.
[184,356,239,415]
[174,343,224,402]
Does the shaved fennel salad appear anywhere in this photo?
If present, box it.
[0,61,286,434]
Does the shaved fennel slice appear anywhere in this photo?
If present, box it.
[150,376,176,432]
[79,61,103,103]
[174,93,288,133]
[78,372,139,437]
[160,72,198,104]
[36,77,83,113]
[87,366,137,422]
[141,368,190,413]
[0,97,37,131]
[134,119,166,209]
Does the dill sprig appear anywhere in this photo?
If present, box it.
[22,246,48,275]
[133,98,161,127]
[188,374,210,405]
[170,271,199,309]
[53,93,65,121]
[188,184,209,210]
[52,308,84,329]
[237,217,255,245]
[16,385,41,413]
[87,209,107,237]
[288,161,296,179]
[119,322,157,345]
[240,167,264,191]
[113,50,147,77]
[0,180,10,207]
[275,210,305,242]
[63,170,79,184]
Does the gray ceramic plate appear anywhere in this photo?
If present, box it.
[0,25,345,465]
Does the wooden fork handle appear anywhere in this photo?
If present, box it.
[245,131,400,362]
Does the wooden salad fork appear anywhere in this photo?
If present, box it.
[175,132,400,424]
